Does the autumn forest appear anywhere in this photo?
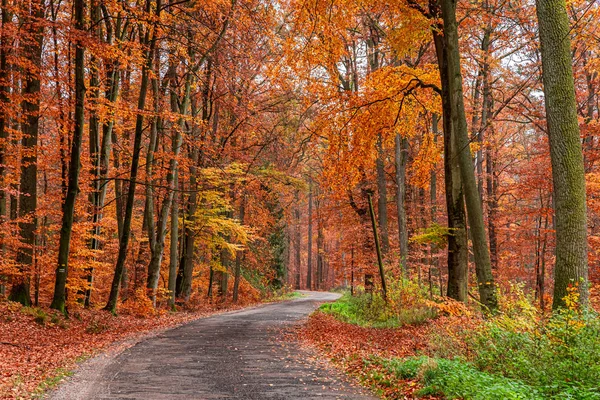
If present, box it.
[2,0,600,398]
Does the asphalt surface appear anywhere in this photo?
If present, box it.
[49,291,376,400]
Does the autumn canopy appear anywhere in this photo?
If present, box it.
[0,0,596,317]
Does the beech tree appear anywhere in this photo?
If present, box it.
[536,0,589,309]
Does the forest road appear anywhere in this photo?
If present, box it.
[48,291,376,400]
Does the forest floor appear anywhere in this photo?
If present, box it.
[297,311,446,399]
[0,292,297,399]
[47,291,374,400]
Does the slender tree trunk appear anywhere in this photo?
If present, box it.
[441,0,497,311]
[0,0,12,295]
[486,140,499,270]
[233,193,246,303]
[306,180,313,290]
[368,193,387,301]
[316,214,324,290]
[51,0,86,313]
[294,190,301,289]
[395,133,409,276]
[377,134,390,255]
[536,0,589,309]
[105,0,159,312]
[148,65,190,304]
[168,168,179,308]
[84,52,121,307]
[474,27,491,199]
[430,114,440,282]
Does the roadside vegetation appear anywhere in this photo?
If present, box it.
[303,283,600,399]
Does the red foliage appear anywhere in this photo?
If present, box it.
[297,312,432,398]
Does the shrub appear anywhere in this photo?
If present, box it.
[22,306,48,326]
[319,278,436,328]
[365,356,539,399]
[461,285,600,398]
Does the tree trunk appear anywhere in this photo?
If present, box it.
[232,193,246,303]
[441,0,498,311]
[168,167,179,308]
[294,190,301,290]
[368,193,387,301]
[0,0,12,296]
[429,1,468,303]
[51,0,86,313]
[376,134,390,255]
[536,0,589,309]
[148,63,190,305]
[9,1,44,306]
[395,133,409,276]
[316,215,324,290]
[306,180,313,290]
[105,0,159,313]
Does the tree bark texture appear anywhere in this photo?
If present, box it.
[536,0,589,309]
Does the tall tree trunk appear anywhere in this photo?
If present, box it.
[84,36,121,306]
[148,64,190,304]
[376,134,390,255]
[316,193,324,290]
[105,0,159,313]
[10,0,44,306]
[51,0,86,313]
[368,193,387,301]
[429,0,468,303]
[306,180,313,290]
[179,60,213,301]
[486,133,499,270]
[536,0,589,309]
[294,190,301,289]
[168,168,179,308]
[395,133,409,276]
[232,193,246,303]
[441,0,498,311]
[473,27,491,199]
[0,0,12,295]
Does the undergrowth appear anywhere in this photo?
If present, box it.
[355,284,600,399]
[319,278,437,328]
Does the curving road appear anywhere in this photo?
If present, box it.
[49,291,375,400]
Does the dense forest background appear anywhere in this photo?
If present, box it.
[0,0,597,314]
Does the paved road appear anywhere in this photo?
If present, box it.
[49,291,375,400]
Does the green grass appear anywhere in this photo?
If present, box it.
[359,308,600,399]
[319,292,435,328]
[266,290,305,302]
[33,368,74,398]
[364,354,600,399]
[365,356,541,399]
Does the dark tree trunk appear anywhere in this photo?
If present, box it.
[51,0,86,313]
[368,193,387,301]
[10,1,44,306]
[294,190,301,290]
[105,0,160,313]
[306,180,313,290]
[232,193,246,303]
[429,0,468,303]
[440,0,498,311]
